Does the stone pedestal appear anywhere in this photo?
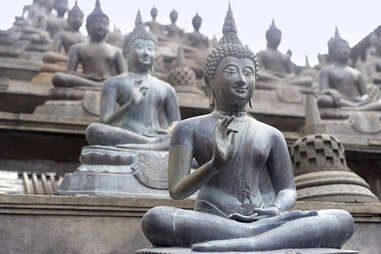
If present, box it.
[56,146,170,197]
[136,248,358,254]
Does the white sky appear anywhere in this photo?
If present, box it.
[0,0,380,65]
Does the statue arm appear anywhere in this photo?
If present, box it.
[164,87,181,124]
[100,80,123,124]
[357,73,369,97]
[168,124,217,200]
[53,33,63,53]
[318,69,330,92]
[267,130,297,212]
[114,50,126,74]
[67,46,80,72]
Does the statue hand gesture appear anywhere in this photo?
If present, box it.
[212,116,237,168]
[130,79,148,106]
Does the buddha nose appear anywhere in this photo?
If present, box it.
[236,72,247,86]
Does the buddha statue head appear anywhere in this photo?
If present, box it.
[328,27,350,64]
[53,0,68,17]
[67,1,84,31]
[151,7,158,21]
[205,4,259,110]
[86,0,110,42]
[192,13,202,32]
[41,0,55,12]
[123,10,158,72]
[170,9,178,25]
[265,19,282,49]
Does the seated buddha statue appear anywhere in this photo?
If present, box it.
[86,10,181,148]
[46,0,68,39]
[256,19,313,88]
[317,28,381,111]
[51,0,125,90]
[164,9,185,42]
[145,7,167,42]
[140,5,354,253]
[53,1,86,54]
[185,13,210,50]
[22,0,46,26]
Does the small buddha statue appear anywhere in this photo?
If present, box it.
[51,0,126,89]
[22,0,46,25]
[46,0,69,38]
[164,9,185,42]
[185,13,210,50]
[145,7,166,41]
[257,19,313,88]
[86,10,181,148]
[139,5,354,253]
[54,1,86,54]
[317,28,381,111]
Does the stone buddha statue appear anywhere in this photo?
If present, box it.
[53,1,86,54]
[145,7,166,41]
[51,0,126,89]
[257,19,313,88]
[317,28,381,111]
[139,5,355,253]
[185,13,210,50]
[86,10,181,148]
[46,0,69,38]
[164,10,185,42]
[22,0,46,26]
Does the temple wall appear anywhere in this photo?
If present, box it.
[0,195,379,254]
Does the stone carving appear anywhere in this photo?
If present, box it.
[139,5,355,253]
[56,10,181,196]
[145,7,167,42]
[317,28,381,111]
[185,13,210,50]
[292,95,378,202]
[164,10,185,42]
[256,19,313,88]
[46,0,69,38]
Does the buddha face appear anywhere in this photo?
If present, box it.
[68,12,84,31]
[331,41,350,63]
[87,15,109,42]
[128,39,156,71]
[54,1,68,16]
[211,56,256,110]
[266,30,281,49]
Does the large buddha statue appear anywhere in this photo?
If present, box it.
[86,10,181,148]
[185,13,210,50]
[46,0,68,38]
[139,5,354,253]
[317,28,381,111]
[257,19,313,88]
[53,1,86,54]
[51,0,126,89]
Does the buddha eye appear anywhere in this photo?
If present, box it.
[224,66,238,75]
[242,67,254,77]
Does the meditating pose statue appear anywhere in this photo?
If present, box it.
[52,0,126,89]
[317,28,381,111]
[53,1,86,54]
[185,13,210,50]
[145,7,167,41]
[46,0,68,38]
[140,5,354,253]
[257,19,313,88]
[86,10,180,148]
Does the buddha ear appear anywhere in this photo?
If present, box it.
[249,99,253,109]
[209,89,215,107]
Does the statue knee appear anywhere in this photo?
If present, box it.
[86,123,104,145]
[52,73,66,88]
[142,206,178,247]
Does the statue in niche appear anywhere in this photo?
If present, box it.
[22,0,46,27]
[145,7,167,41]
[185,13,210,50]
[256,19,313,88]
[53,1,86,54]
[51,0,125,89]
[139,5,355,253]
[317,28,381,111]
[46,0,69,38]
[86,10,181,149]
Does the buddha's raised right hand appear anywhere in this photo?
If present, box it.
[129,79,149,106]
[212,116,237,168]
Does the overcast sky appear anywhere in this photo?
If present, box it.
[0,0,379,65]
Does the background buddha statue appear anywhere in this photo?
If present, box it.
[145,7,167,42]
[86,10,180,148]
[46,0,69,38]
[51,0,125,91]
[139,5,355,253]
[164,9,185,42]
[317,28,381,111]
[257,19,313,88]
[185,13,210,50]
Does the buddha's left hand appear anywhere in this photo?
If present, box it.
[253,205,280,217]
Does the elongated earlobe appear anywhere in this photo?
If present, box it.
[249,98,253,109]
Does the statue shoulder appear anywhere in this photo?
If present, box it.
[103,74,129,90]
[154,77,176,93]
[250,118,285,143]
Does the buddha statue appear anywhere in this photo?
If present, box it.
[46,0,69,38]
[53,1,86,54]
[257,19,313,88]
[145,7,166,41]
[139,5,355,253]
[164,9,185,42]
[317,28,381,111]
[185,13,210,50]
[51,0,126,89]
[22,0,46,26]
[86,10,181,148]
